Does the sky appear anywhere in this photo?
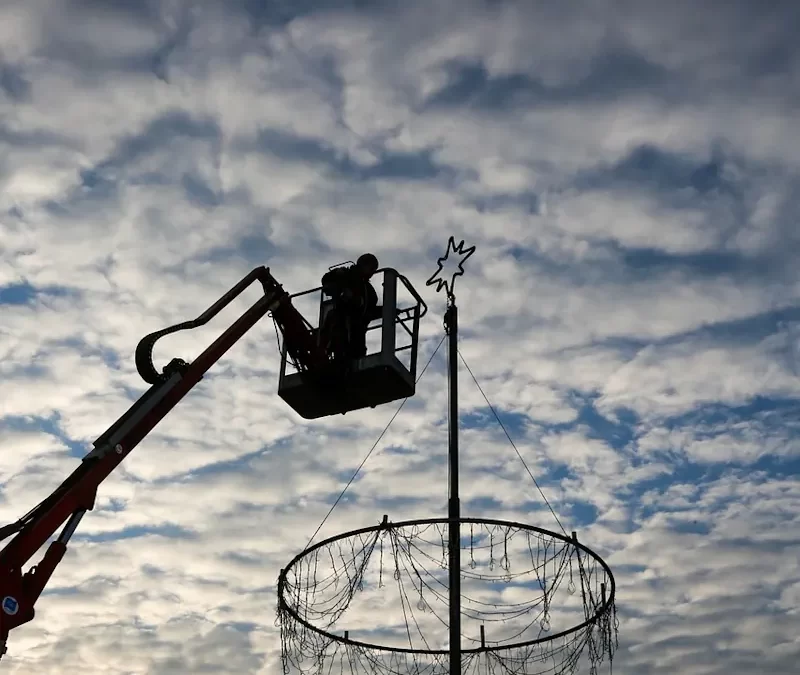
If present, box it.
[1,0,799,673]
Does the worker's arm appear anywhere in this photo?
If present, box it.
[366,284,382,321]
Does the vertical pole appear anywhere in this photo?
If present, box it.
[381,269,398,357]
[446,298,461,674]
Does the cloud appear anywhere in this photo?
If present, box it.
[1,0,799,673]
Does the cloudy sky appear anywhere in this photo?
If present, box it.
[1,0,800,673]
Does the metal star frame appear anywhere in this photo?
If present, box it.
[426,236,476,299]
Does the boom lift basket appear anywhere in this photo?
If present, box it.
[278,268,427,419]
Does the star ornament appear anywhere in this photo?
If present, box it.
[426,236,476,298]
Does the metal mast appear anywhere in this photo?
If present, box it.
[426,236,475,674]
[445,296,461,674]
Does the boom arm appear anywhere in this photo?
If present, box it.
[0,266,326,659]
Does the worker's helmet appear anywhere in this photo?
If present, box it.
[356,253,379,276]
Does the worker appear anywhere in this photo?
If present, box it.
[319,253,382,361]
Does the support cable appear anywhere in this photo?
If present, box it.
[457,349,567,537]
[304,333,448,550]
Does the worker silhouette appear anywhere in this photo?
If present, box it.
[320,253,382,361]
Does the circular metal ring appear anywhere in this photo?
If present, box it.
[278,516,616,655]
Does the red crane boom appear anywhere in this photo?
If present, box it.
[0,266,326,659]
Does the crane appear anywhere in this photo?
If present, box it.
[0,264,426,660]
